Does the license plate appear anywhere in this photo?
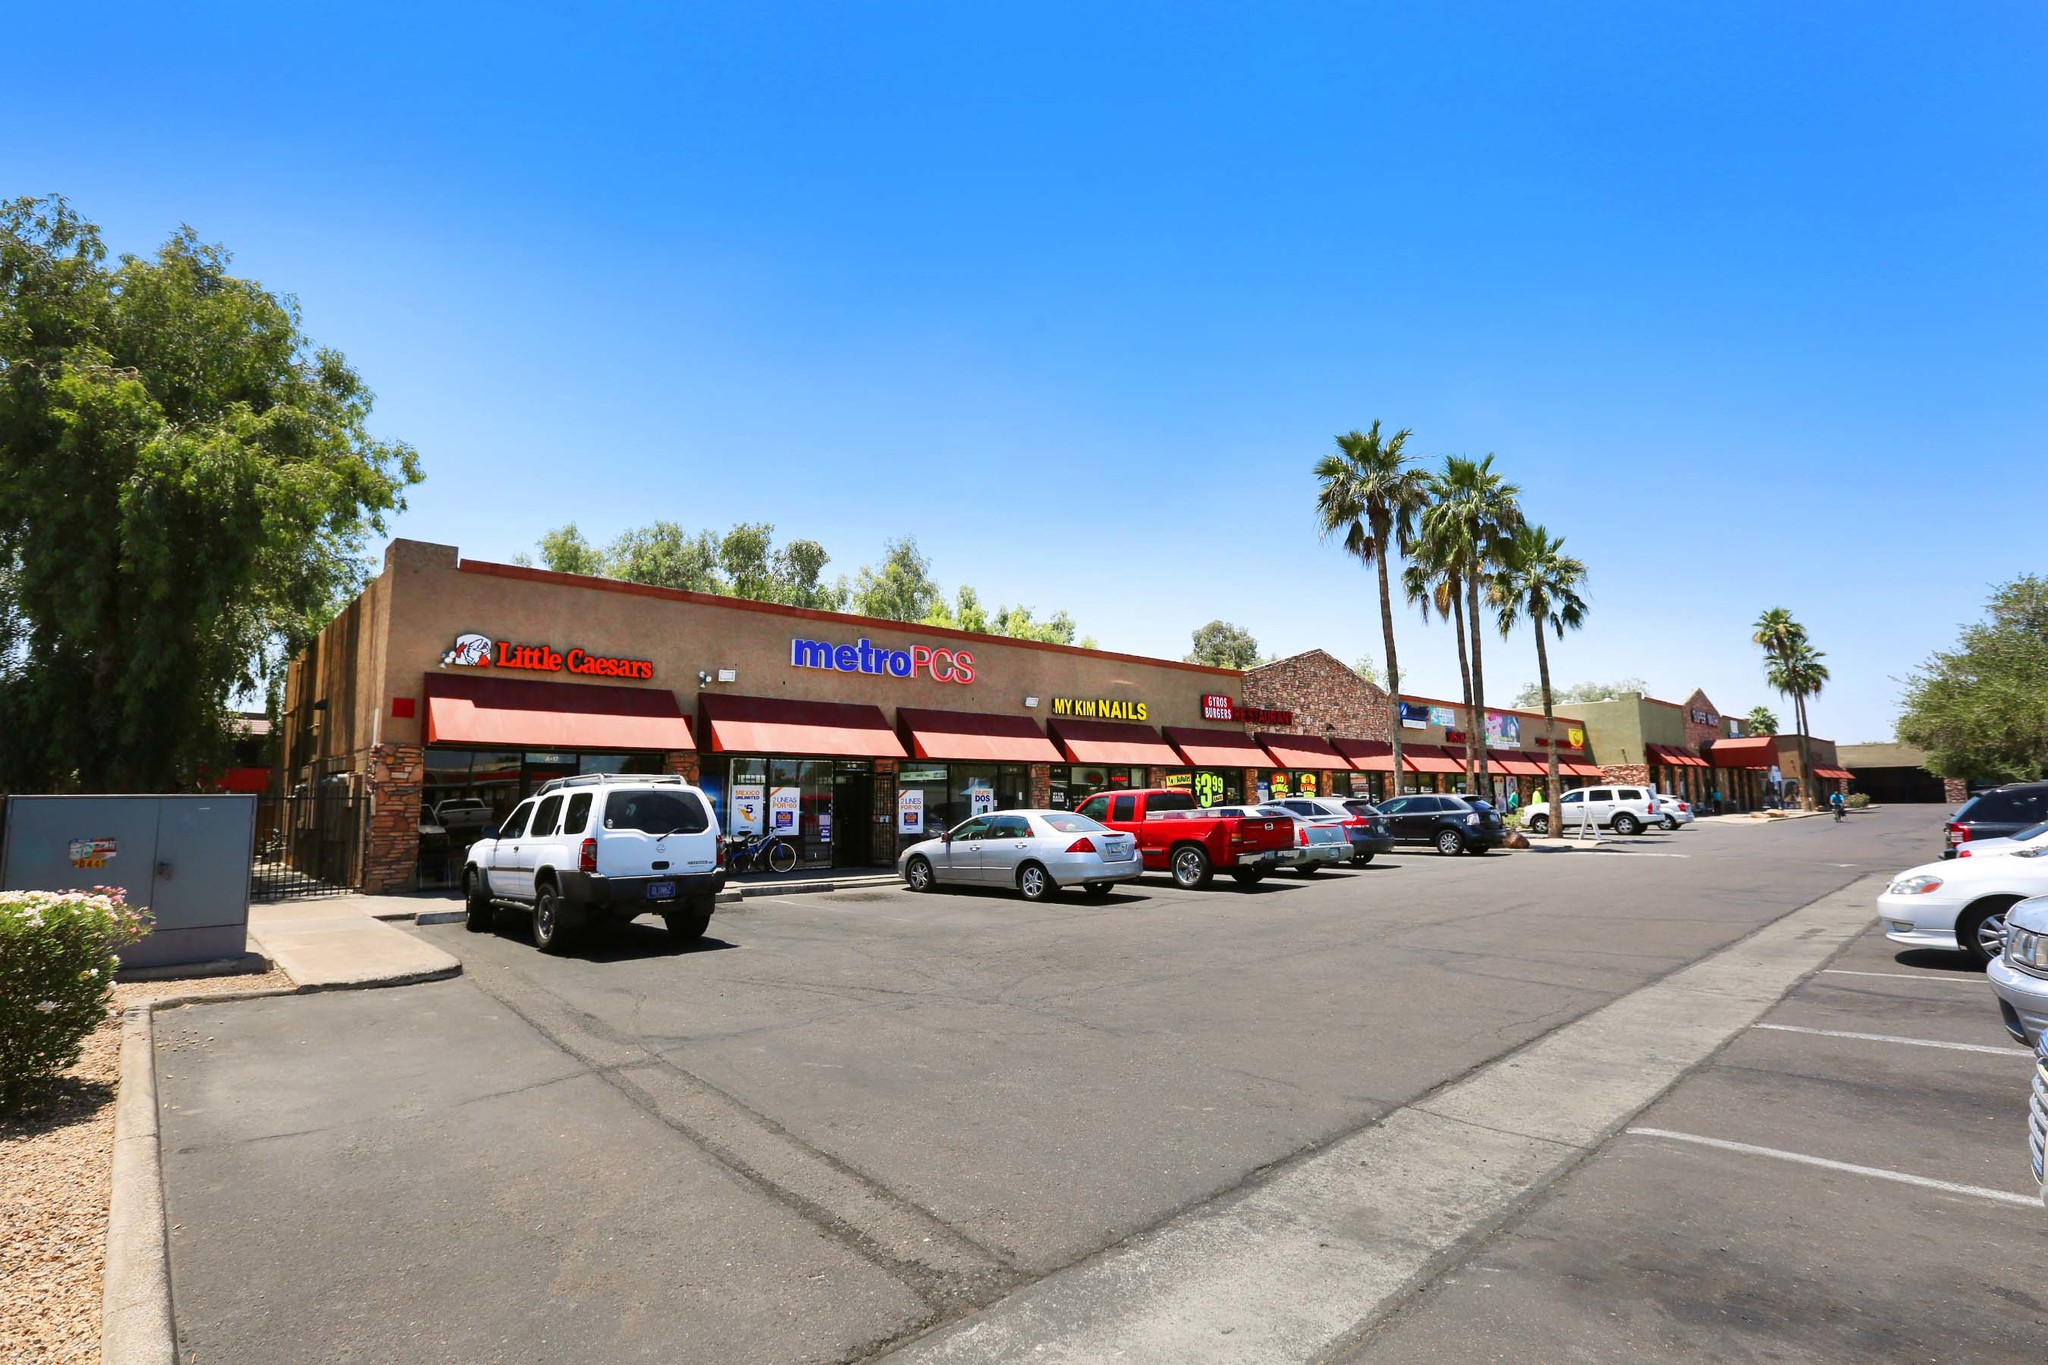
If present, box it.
[647,881,675,900]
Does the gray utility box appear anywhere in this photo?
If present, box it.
[1,794,256,970]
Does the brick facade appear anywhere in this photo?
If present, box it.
[1242,649,1391,741]
[363,742,424,893]
[1944,777,1968,805]
[662,750,700,782]
[1598,763,1651,788]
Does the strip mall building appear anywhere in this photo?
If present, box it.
[280,541,1854,893]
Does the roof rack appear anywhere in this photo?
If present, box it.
[534,772,687,795]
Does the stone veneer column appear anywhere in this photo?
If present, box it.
[1599,763,1652,787]
[1028,763,1052,809]
[362,743,424,893]
[663,751,701,782]
[1943,777,1968,805]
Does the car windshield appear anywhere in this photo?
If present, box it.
[1040,813,1109,833]
[1467,799,1496,812]
[604,791,710,834]
[1256,806,1303,818]
[1343,801,1379,817]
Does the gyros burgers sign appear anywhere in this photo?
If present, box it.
[441,633,655,680]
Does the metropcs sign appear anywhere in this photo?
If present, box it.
[789,636,977,684]
[441,632,654,680]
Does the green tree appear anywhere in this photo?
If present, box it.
[1313,422,1429,783]
[1510,677,1646,709]
[524,523,605,576]
[1420,454,1523,788]
[1186,620,1262,670]
[0,197,420,791]
[1752,608,1829,808]
[1490,525,1588,809]
[1745,705,1780,736]
[851,536,942,622]
[607,521,723,592]
[1351,654,1383,687]
[1899,577,2048,782]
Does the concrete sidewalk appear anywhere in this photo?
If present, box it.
[247,901,461,990]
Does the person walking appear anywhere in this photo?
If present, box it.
[1507,787,1521,816]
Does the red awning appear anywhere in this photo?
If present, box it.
[1333,737,1402,772]
[1402,743,1466,775]
[424,673,693,750]
[898,708,1061,762]
[1709,737,1779,769]
[1564,760,1606,778]
[1163,727,1269,768]
[696,692,906,758]
[1814,765,1855,780]
[1647,743,1709,768]
[1048,718,1181,766]
[1257,732,1354,771]
[1488,750,1546,776]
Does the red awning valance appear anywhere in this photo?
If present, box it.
[1257,732,1353,771]
[424,673,693,750]
[1648,743,1708,768]
[1563,760,1606,778]
[1333,738,1401,772]
[696,692,906,758]
[1163,727,1269,768]
[1049,718,1181,766]
[1813,766,1855,780]
[1402,743,1466,775]
[898,708,1061,762]
[1488,750,1546,776]
[1709,737,1779,769]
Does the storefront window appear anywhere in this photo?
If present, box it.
[1157,769,1242,807]
[1050,765,1148,809]
[416,748,670,886]
[1256,770,1324,801]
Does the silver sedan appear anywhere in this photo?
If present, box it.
[898,810,1144,901]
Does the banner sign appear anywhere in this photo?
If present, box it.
[1428,705,1457,728]
[1486,711,1521,745]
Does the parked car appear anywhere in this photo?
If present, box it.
[1943,782,2048,859]
[1075,788,1297,888]
[1875,845,2048,967]
[1521,786,1663,836]
[898,809,1143,900]
[1652,793,1696,830]
[1255,804,1350,874]
[1172,805,1317,871]
[1960,819,2048,859]
[462,773,725,954]
[1372,794,1508,855]
[1989,894,2048,1047]
[433,796,495,833]
[1273,796,1397,864]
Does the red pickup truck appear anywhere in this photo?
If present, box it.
[1073,788,1296,888]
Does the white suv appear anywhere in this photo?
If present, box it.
[1522,785,1663,836]
[461,774,726,954]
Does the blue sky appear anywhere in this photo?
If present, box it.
[8,2,2043,741]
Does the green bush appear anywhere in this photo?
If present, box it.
[1846,792,1873,809]
[0,888,152,1113]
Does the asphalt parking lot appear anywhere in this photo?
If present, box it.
[152,807,2039,1363]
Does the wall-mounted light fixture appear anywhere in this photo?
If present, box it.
[697,671,712,686]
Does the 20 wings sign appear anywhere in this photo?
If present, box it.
[441,632,655,680]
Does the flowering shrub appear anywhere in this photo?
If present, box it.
[0,888,152,1112]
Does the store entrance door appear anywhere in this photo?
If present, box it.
[833,770,874,866]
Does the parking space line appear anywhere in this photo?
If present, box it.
[1625,1128,2039,1208]
[1820,969,1985,984]
[1752,1022,2023,1056]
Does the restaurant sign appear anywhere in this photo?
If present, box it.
[441,632,654,680]
[1200,695,1295,726]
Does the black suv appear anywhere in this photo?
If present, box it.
[1374,794,1507,855]
[1945,782,2048,858]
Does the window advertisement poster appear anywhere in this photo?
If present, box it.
[897,788,924,836]
[769,786,801,835]
[1428,705,1457,728]
[816,812,833,844]
[730,782,766,837]
[1486,711,1521,745]
[968,782,996,818]
[1299,772,1318,796]
[1398,701,1431,729]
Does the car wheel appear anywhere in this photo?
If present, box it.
[1959,898,2019,969]
[532,883,577,955]
[1434,828,1464,856]
[1663,816,1679,831]
[1350,852,1375,866]
[904,855,935,892]
[663,903,713,943]
[1083,882,1113,899]
[1229,868,1266,886]
[1017,862,1059,902]
[464,871,493,933]
[1529,815,1548,835]
[1612,813,1642,836]
[1171,844,1213,889]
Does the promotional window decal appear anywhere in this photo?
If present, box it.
[897,788,924,835]
[768,787,801,835]
[1192,771,1226,807]
[730,783,766,836]
[968,784,996,818]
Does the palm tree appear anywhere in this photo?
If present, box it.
[1419,455,1522,790]
[1491,525,1588,810]
[1752,608,1828,809]
[1314,423,1431,792]
[1402,540,1474,780]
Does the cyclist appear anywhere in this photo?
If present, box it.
[1829,790,1846,822]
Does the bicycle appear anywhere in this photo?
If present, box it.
[729,830,799,873]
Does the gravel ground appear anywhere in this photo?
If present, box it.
[1,970,294,1365]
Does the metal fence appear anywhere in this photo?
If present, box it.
[251,791,364,900]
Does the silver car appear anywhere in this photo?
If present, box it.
[1255,805,1350,874]
[898,810,1144,901]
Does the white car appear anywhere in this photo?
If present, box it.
[1653,793,1696,829]
[1522,785,1664,836]
[898,809,1144,900]
[1957,818,2048,860]
[462,774,725,954]
[1989,895,2048,1048]
[1876,846,2048,968]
